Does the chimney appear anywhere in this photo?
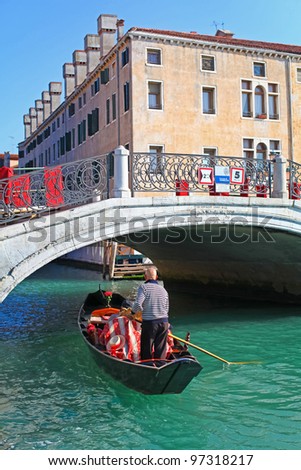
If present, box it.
[29,107,37,134]
[84,34,101,73]
[215,29,234,38]
[49,82,62,113]
[4,152,10,167]
[42,91,51,120]
[23,114,31,139]
[35,99,43,127]
[63,63,75,98]
[73,50,87,87]
[97,14,117,57]
[117,19,125,39]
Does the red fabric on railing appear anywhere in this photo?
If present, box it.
[12,174,31,207]
[0,167,13,204]
[44,167,64,207]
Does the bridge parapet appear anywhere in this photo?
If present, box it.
[0,154,109,225]
[1,147,301,225]
[132,152,295,199]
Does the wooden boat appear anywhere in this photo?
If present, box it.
[78,288,202,395]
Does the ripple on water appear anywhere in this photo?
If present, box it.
[1,265,301,449]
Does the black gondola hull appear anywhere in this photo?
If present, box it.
[82,333,202,394]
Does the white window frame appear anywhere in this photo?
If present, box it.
[241,79,280,121]
[202,147,218,156]
[242,138,255,158]
[253,61,266,78]
[201,86,216,115]
[147,80,164,111]
[146,48,162,66]
[201,54,216,73]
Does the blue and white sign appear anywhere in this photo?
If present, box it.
[215,166,230,192]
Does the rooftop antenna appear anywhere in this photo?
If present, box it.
[212,21,219,31]
[212,21,226,32]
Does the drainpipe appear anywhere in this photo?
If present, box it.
[286,56,294,161]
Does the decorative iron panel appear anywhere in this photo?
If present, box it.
[0,154,108,225]
[131,153,272,196]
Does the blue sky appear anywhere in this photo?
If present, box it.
[0,0,300,154]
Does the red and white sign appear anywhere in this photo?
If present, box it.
[230,167,245,185]
[198,167,214,185]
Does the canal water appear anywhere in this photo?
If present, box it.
[0,263,301,450]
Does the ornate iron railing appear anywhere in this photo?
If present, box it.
[2,152,301,226]
[131,153,272,196]
[288,160,301,199]
[0,154,108,225]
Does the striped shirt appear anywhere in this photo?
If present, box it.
[132,280,169,321]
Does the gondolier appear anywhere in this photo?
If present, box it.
[131,267,169,361]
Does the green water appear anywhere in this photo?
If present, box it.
[0,263,301,450]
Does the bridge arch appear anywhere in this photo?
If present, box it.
[1,196,301,303]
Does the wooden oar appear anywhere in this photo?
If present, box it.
[169,333,261,365]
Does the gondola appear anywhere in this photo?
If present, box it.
[78,288,202,395]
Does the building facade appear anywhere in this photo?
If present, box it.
[18,13,301,169]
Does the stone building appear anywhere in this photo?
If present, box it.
[18,13,301,169]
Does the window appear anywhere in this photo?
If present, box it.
[60,136,65,155]
[65,131,72,152]
[112,93,116,121]
[106,98,110,125]
[243,138,254,158]
[201,55,215,72]
[203,148,217,157]
[147,49,162,65]
[269,140,281,156]
[101,68,109,84]
[68,103,75,117]
[91,78,100,96]
[78,120,86,145]
[83,93,86,105]
[256,142,267,161]
[121,47,129,67]
[241,80,252,117]
[253,62,266,77]
[242,80,279,120]
[255,86,266,117]
[78,96,82,109]
[124,82,130,112]
[148,81,162,110]
[268,83,279,119]
[112,62,116,77]
[202,87,216,114]
[88,108,99,136]
[149,145,164,173]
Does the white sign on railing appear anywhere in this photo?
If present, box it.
[198,167,214,185]
[215,166,230,192]
[230,167,245,185]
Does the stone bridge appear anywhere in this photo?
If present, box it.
[2,147,301,303]
[1,195,301,303]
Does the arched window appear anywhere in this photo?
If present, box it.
[255,86,266,117]
[256,142,267,160]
